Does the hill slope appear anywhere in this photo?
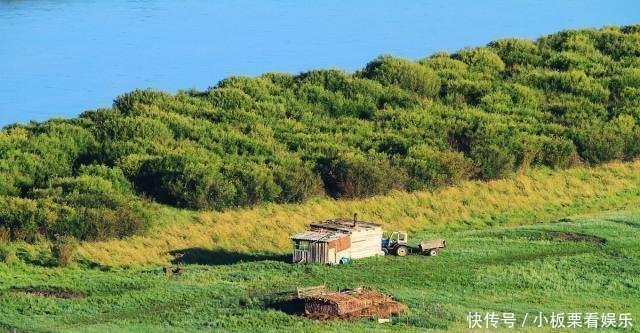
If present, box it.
[2,24,640,242]
[77,160,640,267]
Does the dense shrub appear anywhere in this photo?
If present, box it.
[0,196,40,242]
[539,136,578,168]
[488,38,542,67]
[359,56,441,98]
[404,145,475,190]
[318,151,406,198]
[134,154,232,209]
[78,165,133,194]
[113,89,173,114]
[572,117,632,164]
[272,162,323,204]
[221,160,282,206]
[453,48,506,75]
[522,69,610,102]
[207,87,254,110]
[471,143,515,179]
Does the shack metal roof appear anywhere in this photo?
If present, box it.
[290,230,348,242]
[310,218,381,233]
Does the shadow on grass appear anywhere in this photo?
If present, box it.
[263,297,305,315]
[606,217,640,228]
[169,248,289,266]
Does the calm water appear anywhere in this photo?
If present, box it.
[1,0,639,126]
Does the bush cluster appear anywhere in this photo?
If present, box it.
[2,25,640,241]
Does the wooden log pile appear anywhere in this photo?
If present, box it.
[303,288,407,320]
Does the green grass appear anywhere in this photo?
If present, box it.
[1,211,638,332]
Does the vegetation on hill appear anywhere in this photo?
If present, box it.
[2,25,640,241]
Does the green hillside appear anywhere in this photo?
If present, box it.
[2,25,640,242]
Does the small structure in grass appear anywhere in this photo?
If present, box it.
[290,214,384,264]
[162,265,186,276]
[301,287,407,320]
[264,286,407,321]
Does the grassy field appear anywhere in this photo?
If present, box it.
[1,161,640,332]
[0,210,638,332]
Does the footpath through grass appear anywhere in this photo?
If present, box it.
[0,211,639,332]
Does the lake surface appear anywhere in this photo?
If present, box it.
[1,0,639,126]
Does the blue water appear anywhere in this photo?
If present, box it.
[1,0,639,126]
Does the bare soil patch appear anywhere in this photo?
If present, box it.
[8,287,85,299]
[550,231,606,244]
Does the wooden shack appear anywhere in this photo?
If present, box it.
[291,231,351,264]
[291,215,383,264]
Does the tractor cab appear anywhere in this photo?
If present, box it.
[389,231,408,245]
[381,231,410,256]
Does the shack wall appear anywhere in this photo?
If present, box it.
[349,227,383,259]
[293,219,384,263]
[292,249,308,263]
[310,242,327,264]
[292,240,346,264]
[328,235,351,252]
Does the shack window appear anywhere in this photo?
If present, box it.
[295,240,310,251]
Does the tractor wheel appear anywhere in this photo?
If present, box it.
[382,248,389,255]
[396,246,408,257]
[429,249,439,256]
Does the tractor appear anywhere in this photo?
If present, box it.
[381,231,446,256]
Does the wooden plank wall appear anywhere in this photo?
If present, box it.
[293,241,343,264]
[310,242,329,264]
[328,235,351,252]
[292,227,382,263]
[349,227,383,259]
[292,249,309,263]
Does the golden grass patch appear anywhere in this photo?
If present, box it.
[77,161,640,267]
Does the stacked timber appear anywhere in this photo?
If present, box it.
[303,289,407,319]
